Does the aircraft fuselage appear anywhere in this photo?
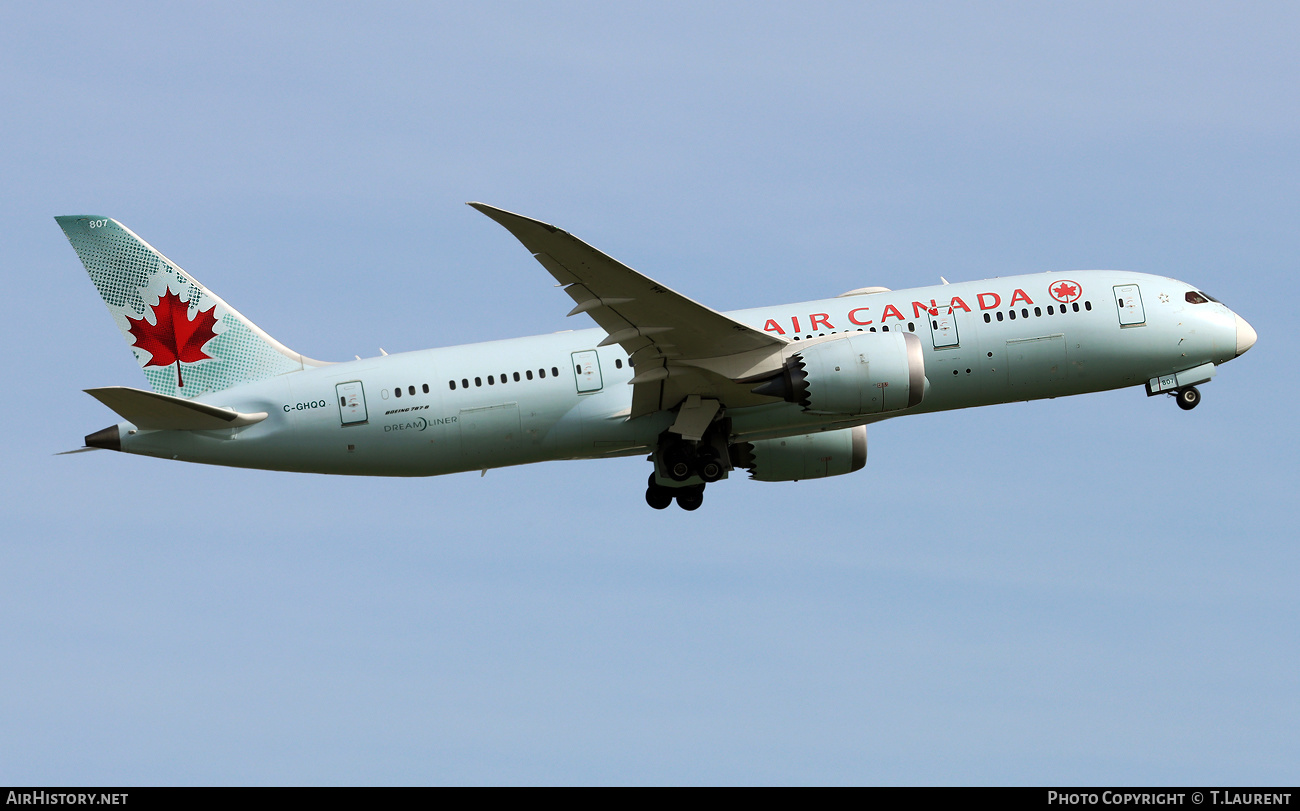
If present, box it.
[109,269,1250,477]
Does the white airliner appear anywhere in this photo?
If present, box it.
[59,205,1257,510]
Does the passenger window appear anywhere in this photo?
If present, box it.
[526,370,533,380]
[475,377,482,387]
[488,375,494,385]
[1047,305,1054,315]
[1072,302,1080,312]
[462,378,469,389]
[1084,301,1092,311]
[538,369,546,379]
[1009,310,1016,320]
[422,384,429,394]
[1021,308,1028,318]
[501,373,507,384]
[408,386,415,396]
[394,387,401,398]
[513,372,520,382]
[552,367,559,377]
[449,380,456,390]
[1035,307,1041,317]
[996,312,1004,322]
[615,359,623,369]
[983,313,991,323]
[575,364,582,375]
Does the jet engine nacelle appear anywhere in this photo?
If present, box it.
[751,331,927,415]
[732,426,868,482]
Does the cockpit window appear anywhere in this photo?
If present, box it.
[1200,291,1221,303]
[1185,291,1209,304]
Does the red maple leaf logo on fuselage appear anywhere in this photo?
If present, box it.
[1050,280,1081,304]
[125,289,219,388]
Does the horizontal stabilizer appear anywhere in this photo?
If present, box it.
[85,386,268,430]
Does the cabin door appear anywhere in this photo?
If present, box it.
[1114,285,1146,326]
[572,350,604,393]
[336,381,368,425]
[929,308,960,348]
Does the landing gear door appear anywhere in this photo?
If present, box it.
[929,308,959,348]
[336,381,368,425]
[572,350,603,393]
[1114,285,1146,326]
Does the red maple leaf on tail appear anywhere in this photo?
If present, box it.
[125,289,219,388]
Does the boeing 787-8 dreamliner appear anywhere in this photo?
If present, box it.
[59,204,1257,510]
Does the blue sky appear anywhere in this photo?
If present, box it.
[2,2,1296,785]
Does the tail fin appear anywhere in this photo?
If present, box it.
[57,216,325,398]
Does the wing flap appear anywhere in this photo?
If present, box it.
[86,386,268,430]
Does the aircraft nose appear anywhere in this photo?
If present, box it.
[1235,314,1258,356]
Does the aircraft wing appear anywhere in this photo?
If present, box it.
[470,203,787,418]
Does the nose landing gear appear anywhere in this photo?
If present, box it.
[1175,386,1201,411]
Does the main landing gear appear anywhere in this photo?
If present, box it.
[1174,385,1201,411]
[645,474,705,511]
[661,437,725,483]
[645,426,731,511]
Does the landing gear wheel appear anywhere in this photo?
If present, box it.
[1176,386,1201,411]
[696,448,724,483]
[645,473,673,510]
[664,442,693,482]
[646,487,673,510]
[675,485,705,512]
